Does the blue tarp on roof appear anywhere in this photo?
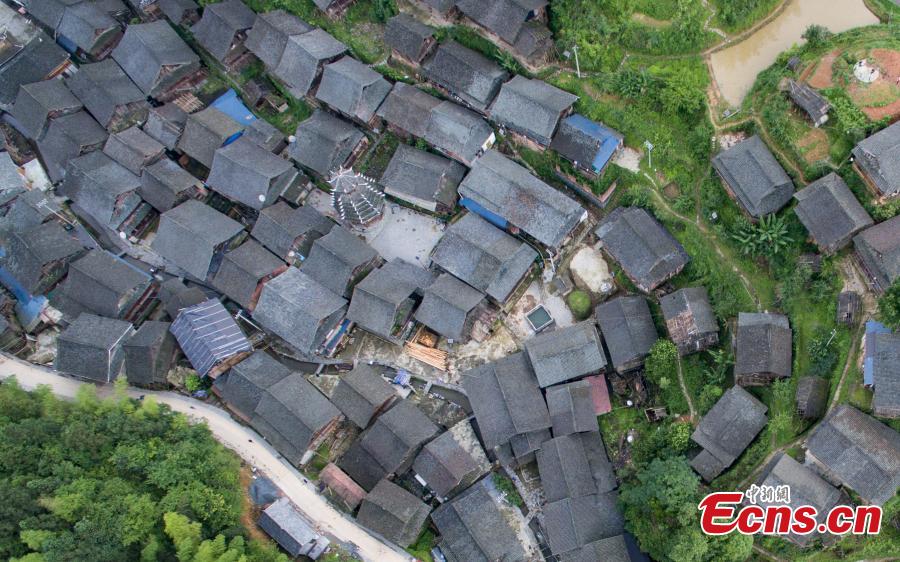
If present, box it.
[460,197,507,229]
[211,89,257,126]
[864,320,892,386]
[565,114,622,173]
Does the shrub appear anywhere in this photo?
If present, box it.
[567,290,593,319]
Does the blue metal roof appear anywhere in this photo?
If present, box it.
[565,114,622,173]
[170,298,252,376]
[864,320,892,386]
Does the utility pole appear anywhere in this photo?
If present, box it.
[644,140,654,170]
[573,44,581,78]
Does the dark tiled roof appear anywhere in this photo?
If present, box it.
[155,0,200,24]
[347,259,434,342]
[140,158,203,212]
[431,212,536,303]
[177,107,244,169]
[786,80,830,125]
[594,296,657,374]
[211,239,284,309]
[103,126,164,175]
[853,215,900,293]
[550,114,623,173]
[10,79,81,141]
[455,0,546,44]
[376,82,440,138]
[61,150,141,231]
[24,0,119,56]
[316,56,392,123]
[252,372,341,461]
[170,298,251,376]
[425,100,495,166]
[873,333,900,418]
[36,110,108,183]
[796,376,829,419]
[151,199,244,280]
[659,287,719,354]
[258,497,326,558]
[301,225,379,298]
[339,399,439,490]
[273,28,347,97]
[794,172,873,254]
[217,350,291,419]
[58,248,151,318]
[537,435,597,502]
[805,404,900,506]
[559,535,633,562]
[143,103,187,150]
[525,321,606,388]
[287,110,364,177]
[489,75,577,145]
[65,58,148,129]
[853,121,900,197]
[460,150,584,248]
[252,266,347,355]
[191,0,256,62]
[55,312,133,383]
[112,20,201,97]
[0,221,83,294]
[384,14,434,62]
[381,144,464,212]
[250,201,334,260]
[207,137,296,209]
[734,312,792,382]
[546,379,599,436]
[0,7,68,110]
[414,272,484,340]
[712,135,794,217]
[329,363,396,428]
[690,385,767,481]
[412,420,490,499]
[245,10,313,69]
[460,351,550,449]
[356,479,431,547]
[754,453,844,547]
[423,41,507,112]
[542,492,624,556]
[123,320,176,387]
[595,207,690,292]
[430,478,526,562]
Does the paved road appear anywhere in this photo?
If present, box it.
[0,354,412,562]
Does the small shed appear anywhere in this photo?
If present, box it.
[384,14,436,65]
[319,463,367,511]
[836,291,860,326]
[785,79,830,127]
[258,498,330,559]
[211,239,286,311]
[170,298,252,378]
[660,287,719,356]
[123,320,176,388]
[796,376,829,420]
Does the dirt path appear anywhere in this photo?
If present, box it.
[676,356,698,422]
[753,544,788,562]
[647,184,763,311]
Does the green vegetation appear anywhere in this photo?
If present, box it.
[491,472,523,508]
[643,340,687,413]
[405,529,435,562]
[730,214,794,258]
[712,0,780,34]
[620,457,753,561]
[549,0,717,72]
[879,280,900,329]
[0,378,283,562]
[241,0,388,63]
[566,290,593,320]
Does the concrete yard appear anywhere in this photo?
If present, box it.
[362,203,445,265]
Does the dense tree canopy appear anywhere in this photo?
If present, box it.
[0,379,285,562]
[879,281,900,330]
[620,456,753,561]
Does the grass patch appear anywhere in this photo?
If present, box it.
[492,472,523,508]
[405,529,435,562]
